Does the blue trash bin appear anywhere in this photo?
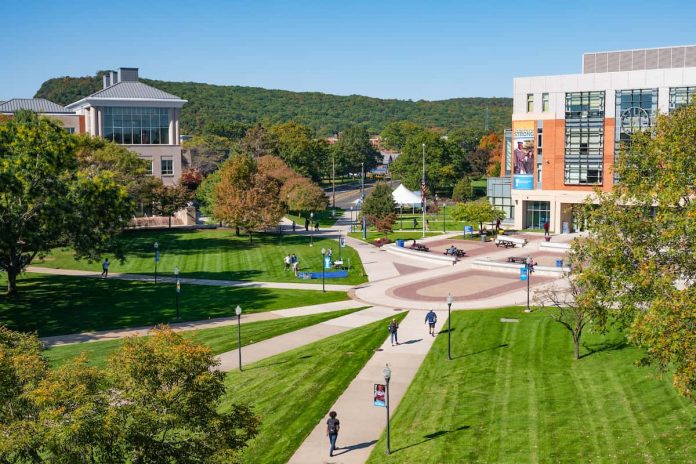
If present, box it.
[556,259,563,268]
[396,239,405,248]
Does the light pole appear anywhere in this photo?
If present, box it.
[332,131,337,210]
[154,241,159,284]
[310,212,314,247]
[361,162,367,241]
[525,256,534,313]
[350,206,354,232]
[421,143,426,238]
[443,202,447,233]
[174,267,180,321]
[447,293,453,360]
[235,305,242,371]
[383,364,392,455]
[321,248,326,293]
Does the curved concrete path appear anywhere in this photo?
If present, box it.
[289,309,446,463]
[25,266,354,292]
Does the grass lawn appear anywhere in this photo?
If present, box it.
[366,308,696,463]
[0,273,348,337]
[286,207,343,228]
[31,228,366,285]
[45,307,364,368]
[222,311,408,463]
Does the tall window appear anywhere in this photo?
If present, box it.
[525,201,550,229]
[564,91,605,185]
[526,94,534,113]
[145,158,153,175]
[161,158,173,176]
[615,89,657,181]
[542,93,549,112]
[669,87,696,112]
[103,107,170,145]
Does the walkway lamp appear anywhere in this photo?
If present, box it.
[174,267,180,321]
[321,248,327,293]
[525,257,534,313]
[443,202,447,233]
[383,364,392,455]
[447,293,453,360]
[235,305,242,371]
[361,162,367,241]
[154,241,160,284]
[310,212,314,247]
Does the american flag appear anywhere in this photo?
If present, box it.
[421,175,427,208]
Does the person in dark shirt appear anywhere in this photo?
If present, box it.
[543,221,550,237]
[425,310,438,336]
[326,411,340,457]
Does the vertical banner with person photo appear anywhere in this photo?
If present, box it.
[373,384,386,407]
[512,121,535,190]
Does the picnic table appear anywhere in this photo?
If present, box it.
[444,248,466,258]
[410,243,430,252]
[508,256,527,264]
[496,239,516,248]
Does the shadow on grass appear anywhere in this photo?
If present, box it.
[452,343,508,359]
[580,337,629,359]
[392,425,470,453]
[439,328,457,335]
[333,440,378,456]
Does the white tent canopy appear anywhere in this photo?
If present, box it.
[391,184,422,207]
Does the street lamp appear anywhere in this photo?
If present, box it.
[446,293,453,360]
[443,202,447,233]
[321,248,326,293]
[525,257,535,313]
[174,267,180,321]
[361,162,367,241]
[310,212,314,247]
[350,206,354,232]
[383,364,392,455]
[235,305,242,371]
[154,242,160,284]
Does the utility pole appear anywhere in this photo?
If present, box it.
[332,130,337,209]
[361,162,367,240]
[422,143,426,238]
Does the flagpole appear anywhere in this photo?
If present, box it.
[422,143,426,238]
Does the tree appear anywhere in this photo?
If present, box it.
[151,184,191,228]
[0,326,259,463]
[213,154,284,242]
[333,125,380,175]
[196,170,221,217]
[449,198,505,233]
[183,134,237,175]
[574,100,696,402]
[282,177,328,216]
[0,111,133,295]
[380,120,426,151]
[239,124,272,158]
[452,177,474,202]
[267,122,328,181]
[448,127,487,152]
[390,131,467,195]
[362,182,397,236]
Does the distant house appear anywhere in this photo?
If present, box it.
[0,98,81,133]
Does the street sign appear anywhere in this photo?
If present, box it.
[520,267,528,281]
[374,384,386,407]
[464,225,473,236]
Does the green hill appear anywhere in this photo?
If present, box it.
[35,72,511,136]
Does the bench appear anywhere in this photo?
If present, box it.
[496,239,516,248]
[410,244,430,252]
[508,256,527,264]
[444,249,466,258]
[495,236,527,248]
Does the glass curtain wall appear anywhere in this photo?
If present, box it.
[564,91,605,184]
[669,87,696,112]
[615,89,658,182]
[525,201,550,229]
[103,107,170,145]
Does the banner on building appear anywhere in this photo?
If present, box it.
[512,121,535,190]
[504,129,513,176]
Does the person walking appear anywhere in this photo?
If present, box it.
[388,318,399,346]
[543,221,550,237]
[425,310,437,336]
[284,254,291,271]
[292,256,299,276]
[412,217,418,229]
[315,220,320,231]
[292,221,296,232]
[100,258,110,279]
[305,218,310,231]
[326,411,340,457]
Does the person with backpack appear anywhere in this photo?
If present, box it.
[326,410,340,457]
[425,310,438,336]
[388,318,399,346]
[100,258,110,279]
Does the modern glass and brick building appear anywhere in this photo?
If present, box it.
[491,45,696,232]
[66,68,187,185]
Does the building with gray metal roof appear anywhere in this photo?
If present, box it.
[0,98,73,114]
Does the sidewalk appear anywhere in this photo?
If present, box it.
[25,266,354,292]
[216,306,397,372]
[41,299,365,347]
[289,309,446,464]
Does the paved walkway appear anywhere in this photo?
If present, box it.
[25,266,354,292]
[289,309,446,463]
[216,306,397,371]
[41,300,365,347]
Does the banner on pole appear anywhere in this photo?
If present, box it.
[520,267,528,281]
[374,384,386,407]
[155,250,160,263]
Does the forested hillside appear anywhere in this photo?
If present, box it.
[35,72,512,136]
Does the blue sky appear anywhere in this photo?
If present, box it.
[1,0,695,101]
